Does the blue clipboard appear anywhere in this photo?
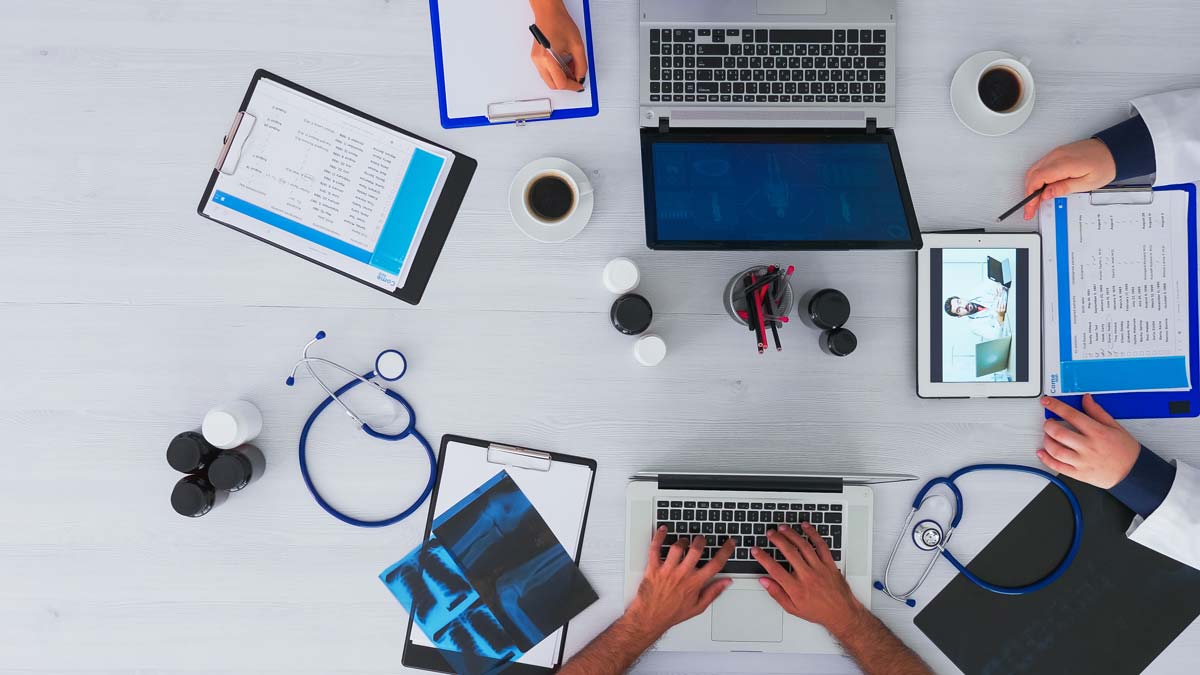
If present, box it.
[1049,183,1199,419]
[428,0,599,129]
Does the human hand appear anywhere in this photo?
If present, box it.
[1038,394,1141,488]
[1022,138,1117,220]
[624,527,734,639]
[752,523,866,637]
[529,0,587,91]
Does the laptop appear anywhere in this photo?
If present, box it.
[624,470,916,653]
[976,336,1014,378]
[987,256,1013,288]
[638,0,921,251]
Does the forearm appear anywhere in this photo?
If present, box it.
[559,613,660,675]
[831,606,932,675]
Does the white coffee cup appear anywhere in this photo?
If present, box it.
[521,166,593,225]
[976,55,1034,117]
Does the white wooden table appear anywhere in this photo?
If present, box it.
[3,1,1199,673]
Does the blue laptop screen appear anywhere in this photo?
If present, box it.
[650,141,912,243]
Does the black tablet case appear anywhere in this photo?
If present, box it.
[198,69,477,306]
[914,477,1200,675]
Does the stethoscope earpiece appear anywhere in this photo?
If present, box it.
[285,332,435,528]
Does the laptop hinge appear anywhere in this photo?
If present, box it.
[658,474,843,493]
[658,117,669,133]
[866,117,877,134]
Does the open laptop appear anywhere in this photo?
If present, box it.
[639,0,921,251]
[625,471,916,653]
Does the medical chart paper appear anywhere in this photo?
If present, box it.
[407,441,594,669]
[204,79,454,290]
[1042,191,1192,395]
[435,0,594,122]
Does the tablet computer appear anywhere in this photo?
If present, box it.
[916,233,1041,398]
[198,70,477,305]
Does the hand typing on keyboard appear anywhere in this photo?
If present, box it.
[754,523,863,632]
[529,0,588,91]
[558,528,733,675]
[561,523,931,675]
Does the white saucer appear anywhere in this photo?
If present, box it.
[509,157,594,243]
[950,51,1035,137]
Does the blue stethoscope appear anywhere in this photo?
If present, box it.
[285,331,436,528]
[874,463,1083,606]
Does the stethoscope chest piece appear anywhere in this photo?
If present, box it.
[912,519,943,551]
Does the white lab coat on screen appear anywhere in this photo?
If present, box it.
[1119,88,1200,570]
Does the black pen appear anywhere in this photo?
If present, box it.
[997,184,1046,222]
[529,24,585,86]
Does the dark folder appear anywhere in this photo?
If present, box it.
[915,476,1200,675]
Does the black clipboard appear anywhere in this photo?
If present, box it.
[196,69,477,305]
[401,434,598,675]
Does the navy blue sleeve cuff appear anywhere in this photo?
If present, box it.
[1092,114,1156,182]
[1109,445,1176,518]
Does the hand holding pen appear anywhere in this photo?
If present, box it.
[528,0,588,91]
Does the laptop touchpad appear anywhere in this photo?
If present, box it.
[758,0,827,15]
[711,590,783,642]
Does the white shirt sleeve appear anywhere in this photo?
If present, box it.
[1126,460,1200,570]
[1130,88,1200,186]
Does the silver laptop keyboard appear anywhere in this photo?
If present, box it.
[656,498,843,574]
[648,27,888,105]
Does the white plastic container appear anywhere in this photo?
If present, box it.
[634,334,667,367]
[202,400,263,450]
[603,257,641,294]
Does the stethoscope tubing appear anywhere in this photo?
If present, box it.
[297,371,436,528]
[875,463,1084,605]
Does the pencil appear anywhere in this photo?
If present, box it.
[997,184,1046,222]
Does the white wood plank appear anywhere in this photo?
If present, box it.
[2,1,1200,673]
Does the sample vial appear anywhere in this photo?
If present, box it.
[166,431,222,474]
[603,258,641,294]
[610,294,653,335]
[171,475,228,518]
[633,334,667,366]
[202,400,263,450]
[207,445,267,492]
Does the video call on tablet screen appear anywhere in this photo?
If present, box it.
[929,248,1030,383]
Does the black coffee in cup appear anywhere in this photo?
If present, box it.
[526,173,576,223]
[978,66,1023,113]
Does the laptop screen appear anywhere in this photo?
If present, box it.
[641,129,921,250]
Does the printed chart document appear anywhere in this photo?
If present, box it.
[204,79,454,290]
[1042,191,1192,395]
[435,0,593,121]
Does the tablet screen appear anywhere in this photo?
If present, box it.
[929,247,1030,383]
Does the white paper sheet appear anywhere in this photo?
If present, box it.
[1041,191,1192,395]
[206,79,453,290]
[436,0,593,121]
[409,440,594,668]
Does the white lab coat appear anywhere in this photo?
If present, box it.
[1132,88,1200,186]
[1126,461,1200,570]
[1119,88,1200,570]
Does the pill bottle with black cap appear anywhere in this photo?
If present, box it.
[171,475,227,518]
[166,431,222,474]
[207,445,266,492]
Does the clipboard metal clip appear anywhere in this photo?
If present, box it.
[487,443,552,471]
[215,111,256,175]
[486,98,553,126]
[1089,185,1154,206]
